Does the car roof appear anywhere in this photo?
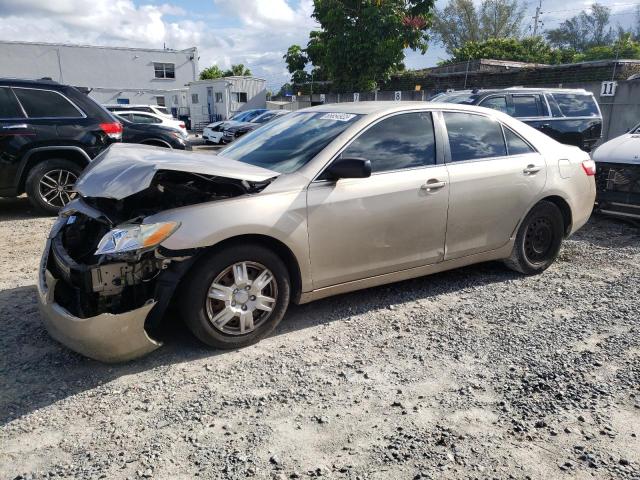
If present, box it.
[440,87,593,96]
[115,110,161,116]
[299,101,506,115]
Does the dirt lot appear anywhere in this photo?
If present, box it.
[1,197,639,480]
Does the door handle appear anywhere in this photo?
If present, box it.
[523,165,541,174]
[2,124,29,130]
[420,179,447,191]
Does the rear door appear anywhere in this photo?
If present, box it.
[441,110,546,259]
[0,87,34,193]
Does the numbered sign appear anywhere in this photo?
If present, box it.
[394,91,402,102]
[600,81,617,97]
[353,92,360,102]
[320,94,326,103]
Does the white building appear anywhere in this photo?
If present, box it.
[0,41,197,116]
[188,77,267,128]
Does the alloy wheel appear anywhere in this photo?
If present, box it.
[38,169,78,208]
[205,261,278,336]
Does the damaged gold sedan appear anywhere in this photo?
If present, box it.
[38,103,596,362]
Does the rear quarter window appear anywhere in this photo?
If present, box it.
[551,93,600,117]
[13,88,83,118]
[0,87,25,118]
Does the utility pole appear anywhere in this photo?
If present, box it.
[532,0,543,36]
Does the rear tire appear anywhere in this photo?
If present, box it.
[25,158,82,215]
[504,201,564,275]
[181,244,291,349]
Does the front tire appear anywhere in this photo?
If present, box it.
[25,158,82,215]
[181,244,291,349]
[504,201,564,275]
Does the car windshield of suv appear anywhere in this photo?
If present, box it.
[221,112,362,173]
[436,93,479,104]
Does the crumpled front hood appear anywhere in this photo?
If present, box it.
[75,143,279,199]
[593,133,640,165]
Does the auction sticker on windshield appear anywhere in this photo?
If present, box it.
[320,113,357,122]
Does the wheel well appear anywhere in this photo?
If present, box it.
[19,149,88,193]
[202,234,303,303]
[141,139,171,148]
[541,195,573,236]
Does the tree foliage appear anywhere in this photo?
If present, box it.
[285,0,435,91]
[431,0,525,54]
[223,64,252,76]
[199,65,224,80]
[545,3,613,51]
[443,37,576,65]
[574,34,640,61]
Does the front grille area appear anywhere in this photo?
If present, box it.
[596,162,640,218]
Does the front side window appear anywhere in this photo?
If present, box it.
[0,87,25,118]
[551,93,599,117]
[154,62,175,79]
[13,88,82,118]
[504,127,535,155]
[479,96,508,113]
[221,112,362,173]
[341,112,436,173]
[444,112,507,162]
[512,95,541,117]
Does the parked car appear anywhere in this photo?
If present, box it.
[38,102,595,362]
[592,121,640,219]
[0,78,122,214]
[435,88,602,151]
[221,110,289,144]
[105,104,173,119]
[202,110,271,144]
[115,111,187,137]
[115,114,191,150]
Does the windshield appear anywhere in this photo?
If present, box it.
[436,93,479,104]
[155,107,169,115]
[221,112,362,173]
[252,111,278,123]
[632,122,640,134]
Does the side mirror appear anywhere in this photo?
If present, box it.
[324,157,372,180]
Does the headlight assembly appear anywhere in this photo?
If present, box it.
[95,222,180,255]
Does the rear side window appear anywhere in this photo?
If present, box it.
[545,94,563,117]
[444,112,507,162]
[13,88,82,118]
[342,112,437,172]
[479,96,508,113]
[504,127,535,155]
[551,93,599,117]
[512,95,541,117]
[0,88,24,118]
[131,114,161,124]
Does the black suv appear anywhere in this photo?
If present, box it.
[0,78,122,213]
[435,88,602,151]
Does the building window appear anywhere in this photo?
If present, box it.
[215,92,223,103]
[172,95,178,105]
[191,94,199,104]
[232,92,248,103]
[156,96,166,106]
[154,62,175,79]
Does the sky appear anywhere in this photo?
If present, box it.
[0,0,638,91]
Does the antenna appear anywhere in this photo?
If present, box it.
[532,0,543,36]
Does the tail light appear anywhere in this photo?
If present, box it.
[100,122,123,141]
[179,122,186,129]
[581,159,596,176]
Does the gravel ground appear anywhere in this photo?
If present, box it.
[1,197,639,480]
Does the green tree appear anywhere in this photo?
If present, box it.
[277,83,293,97]
[575,34,640,61]
[223,64,252,76]
[545,3,613,52]
[284,45,310,84]
[443,37,574,65]
[289,0,435,92]
[432,0,525,54]
[199,65,224,80]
